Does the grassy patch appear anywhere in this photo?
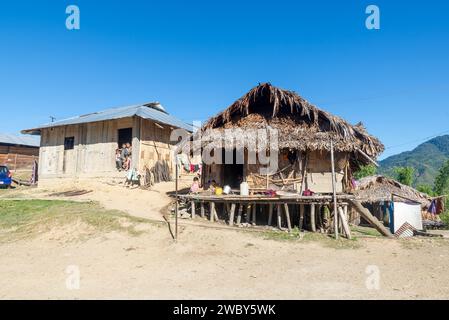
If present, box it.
[0,199,152,242]
[259,227,362,249]
[350,225,382,237]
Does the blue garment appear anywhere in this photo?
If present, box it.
[428,200,437,214]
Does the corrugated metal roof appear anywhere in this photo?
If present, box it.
[0,133,40,147]
[22,102,193,134]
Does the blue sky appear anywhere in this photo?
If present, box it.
[1,0,448,159]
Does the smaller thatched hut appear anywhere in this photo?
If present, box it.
[353,175,431,208]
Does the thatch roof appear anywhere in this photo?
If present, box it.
[188,83,383,160]
[353,175,431,207]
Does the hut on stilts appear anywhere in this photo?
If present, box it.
[178,83,386,238]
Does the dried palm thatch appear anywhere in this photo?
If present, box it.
[353,175,431,207]
[180,83,384,168]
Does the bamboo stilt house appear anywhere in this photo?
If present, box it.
[183,83,384,193]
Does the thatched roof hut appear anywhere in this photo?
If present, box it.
[182,83,384,193]
[353,175,431,208]
[186,83,384,168]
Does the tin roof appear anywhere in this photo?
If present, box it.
[0,133,40,147]
[22,102,193,135]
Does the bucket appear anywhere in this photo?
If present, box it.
[240,182,249,196]
[223,185,231,195]
[215,187,223,196]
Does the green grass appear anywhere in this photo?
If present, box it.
[350,225,382,237]
[259,227,363,249]
[0,199,152,242]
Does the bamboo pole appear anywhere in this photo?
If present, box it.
[338,206,352,239]
[284,204,292,233]
[191,201,196,219]
[200,202,205,218]
[310,204,316,232]
[251,204,257,226]
[330,139,339,239]
[210,202,215,222]
[236,204,243,225]
[268,203,274,226]
[276,204,282,230]
[175,159,178,240]
[299,204,305,230]
[228,203,236,226]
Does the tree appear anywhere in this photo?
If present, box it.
[354,164,377,180]
[434,160,449,196]
[416,184,435,196]
[394,166,415,186]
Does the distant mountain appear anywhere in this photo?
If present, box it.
[379,135,449,187]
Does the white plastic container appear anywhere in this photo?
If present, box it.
[223,185,231,195]
[240,182,249,196]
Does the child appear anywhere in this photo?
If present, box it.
[122,155,131,171]
[115,149,122,171]
[209,180,217,193]
[190,177,200,193]
[126,142,132,157]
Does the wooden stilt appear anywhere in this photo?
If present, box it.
[338,206,352,239]
[191,201,196,219]
[284,203,292,232]
[200,202,205,218]
[210,202,215,222]
[245,205,251,224]
[299,204,305,230]
[267,203,274,226]
[228,203,236,226]
[236,204,243,225]
[276,204,282,230]
[310,204,316,232]
[251,204,257,226]
[214,204,219,221]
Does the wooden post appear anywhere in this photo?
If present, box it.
[245,205,251,224]
[251,204,257,226]
[236,204,243,225]
[330,139,339,239]
[338,206,352,240]
[317,204,323,233]
[310,204,316,232]
[348,199,393,238]
[268,203,274,226]
[284,203,292,233]
[228,203,236,226]
[191,201,196,219]
[299,204,305,230]
[200,202,205,218]
[175,157,178,240]
[276,204,282,230]
[210,202,215,222]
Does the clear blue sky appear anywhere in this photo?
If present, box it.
[1,0,448,159]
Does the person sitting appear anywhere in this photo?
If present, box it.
[122,155,131,171]
[115,149,122,171]
[190,177,200,194]
[126,142,132,157]
[120,143,128,164]
[209,180,217,193]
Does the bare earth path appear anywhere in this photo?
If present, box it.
[1,183,449,299]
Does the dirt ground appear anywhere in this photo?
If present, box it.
[1,181,449,300]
